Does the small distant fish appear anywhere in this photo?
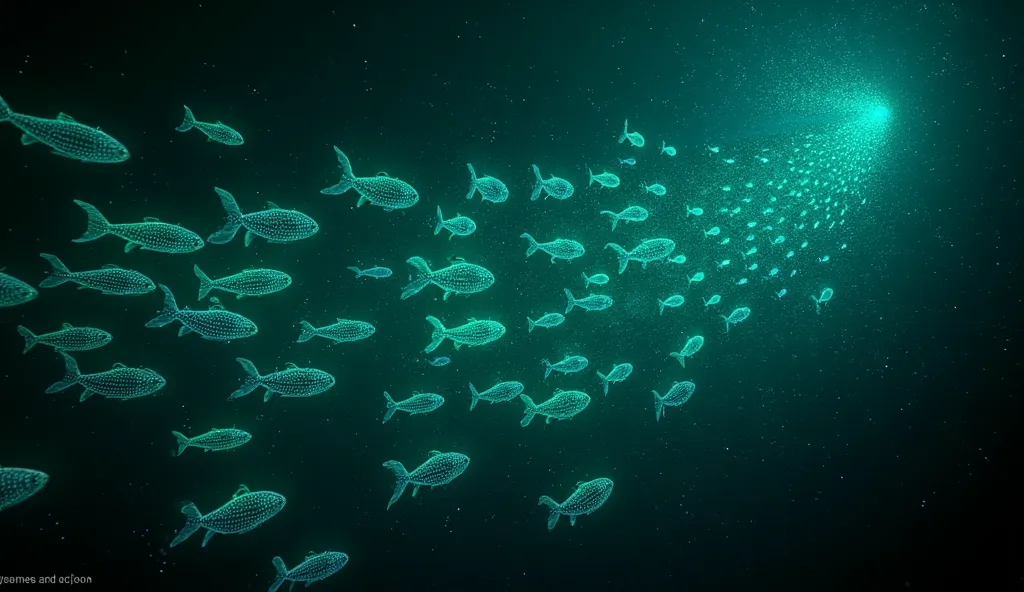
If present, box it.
[38,254,155,296]
[348,266,392,279]
[71,200,204,254]
[194,265,291,300]
[587,167,620,189]
[228,358,335,402]
[811,288,834,314]
[618,119,645,147]
[520,390,591,426]
[434,206,477,239]
[686,206,703,217]
[657,295,684,315]
[297,319,376,344]
[18,323,111,353]
[46,352,165,402]
[0,467,49,512]
[0,269,38,307]
[175,105,243,145]
[382,391,445,423]
[171,428,251,456]
[269,552,349,592]
[321,146,419,210]
[465,163,509,203]
[618,157,636,166]
[660,141,676,156]
[0,94,129,162]
[641,182,667,196]
[527,313,565,333]
[529,164,575,201]
[703,295,722,307]
[146,285,258,341]
[427,356,451,367]
[469,381,524,411]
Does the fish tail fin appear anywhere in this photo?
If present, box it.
[297,321,318,343]
[527,317,536,333]
[46,351,81,393]
[600,210,619,231]
[145,284,180,328]
[618,119,628,143]
[171,431,191,456]
[519,394,538,427]
[382,460,410,510]
[520,233,539,257]
[38,253,73,288]
[669,352,685,368]
[228,357,263,400]
[465,163,478,199]
[175,105,196,132]
[652,390,665,421]
[321,146,355,195]
[170,503,203,547]
[530,164,543,201]
[469,382,480,411]
[382,391,398,423]
[207,187,244,244]
[538,495,561,530]
[269,557,288,592]
[17,325,37,354]
[424,315,446,353]
[541,359,553,380]
[434,206,445,235]
[400,257,433,300]
[605,243,629,274]
[71,200,111,243]
[347,266,364,278]
[580,272,591,288]
[597,371,609,395]
[0,94,10,122]
[193,265,215,300]
[658,299,666,315]
[721,315,730,333]
[563,288,576,315]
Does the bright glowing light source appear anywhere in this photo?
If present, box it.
[869,105,890,120]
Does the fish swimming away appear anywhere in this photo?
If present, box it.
[599,206,648,231]
[321,146,419,210]
[0,93,129,162]
[653,381,696,421]
[529,164,575,201]
[618,119,645,147]
[538,478,613,530]
[71,200,205,254]
[382,451,470,510]
[269,552,350,592]
[171,428,251,456]
[0,467,49,512]
[207,187,319,247]
[170,484,286,548]
[174,105,243,145]
[38,253,155,296]
[146,284,258,341]
[596,363,633,395]
[18,323,111,353]
[669,336,704,368]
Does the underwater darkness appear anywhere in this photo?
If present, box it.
[0,0,1020,590]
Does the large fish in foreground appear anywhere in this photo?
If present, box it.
[0,93,129,162]
[269,552,349,592]
[46,352,165,402]
[424,315,506,353]
[0,467,49,512]
[207,187,319,247]
[321,146,419,210]
[400,256,494,300]
[71,200,205,254]
[169,484,286,548]
[0,269,38,307]
[145,284,258,341]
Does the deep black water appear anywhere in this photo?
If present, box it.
[0,0,1020,590]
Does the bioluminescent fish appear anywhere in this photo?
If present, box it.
[604,239,676,274]
[269,552,349,592]
[434,206,477,239]
[428,356,451,367]
[587,167,620,189]
[347,265,392,279]
[776,289,788,299]
[618,157,636,166]
[520,390,590,426]
[401,256,494,300]
[469,381,524,411]
[0,269,37,307]
[668,254,687,265]
[581,272,610,288]
[541,355,589,379]
[599,205,648,231]
[71,200,204,254]
[382,451,470,510]
[465,163,509,203]
[660,140,676,156]
[737,278,749,286]
[687,271,705,286]
[721,307,751,333]
[174,105,242,145]
[521,233,585,263]
[564,289,613,314]
[297,319,375,344]
[0,94,129,162]
[704,226,721,237]
[529,164,575,201]
[46,352,165,402]
[18,323,111,354]
[527,312,565,333]
[707,146,719,153]
[742,247,758,258]
[228,358,335,402]
[171,428,251,456]
[538,478,613,531]
[653,381,696,421]
[194,265,291,300]
[146,285,258,341]
[38,254,155,296]
[596,363,633,395]
[208,187,319,247]
[424,315,506,353]
[382,391,445,423]
[321,146,419,210]
[811,288,834,314]
[618,119,645,147]
[170,484,286,548]
[686,206,703,216]
[669,336,704,368]
[747,263,759,271]
[0,467,49,512]
[657,294,684,315]
[641,182,667,196]
[703,294,722,307]
[717,259,731,269]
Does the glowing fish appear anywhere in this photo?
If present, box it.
[434,206,477,239]
[588,167,620,188]
[171,428,251,456]
[538,478,613,530]
[0,94,129,162]
[269,552,349,592]
[208,187,319,247]
[175,105,242,145]
[228,358,335,402]
[0,269,37,307]
[401,256,494,300]
[46,352,165,402]
[38,254,154,296]
[146,285,258,341]
[657,295,684,315]
[469,381,524,411]
[605,239,675,274]
[660,141,676,156]
[382,451,470,510]
[811,288,834,314]
[347,266,392,279]
[618,119,645,147]
[297,319,375,344]
[521,233,585,263]
[71,200,203,254]
[520,390,590,426]
[465,163,509,203]
[596,363,632,395]
[564,289,613,314]
[321,146,419,209]
[669,336,704,368]
[170,484,286,548]
[194,265,291,300]
[0,467,48,512]
[599,205,648,231]
[721,307,751,333]
[424,315,506,353]
[18,323,111,354]
[653,381,695,420]
[527,313,565,333]
[581,272,610,288]
[642,182,667,196]
[542,355,589,379]
[529,164,575,201]
[382,391,445,423]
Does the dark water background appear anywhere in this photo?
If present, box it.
[0,0,1020,590]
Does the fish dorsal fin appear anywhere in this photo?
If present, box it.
[57,112,77,122]
[101,264,120,269]
[208,297,224,310]
[62,322,74,329]
[144,216,160,222]
[575,480,585,488]
[451,256,466,263]
[466,317,477,322]
[0,267,4,272]
[376,171,389,177]
[266,201,280,209]
[232,484,250,498]
[427,450,442,457]
[285,362,298,369]
[112,362,126,369]
[306,551,318,559]
[216,120,224,124]
[554,388,564,394]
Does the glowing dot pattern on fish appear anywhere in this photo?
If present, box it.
[229,358,335,402]
[297,319,375,344]
[207,187,319,247]
[721,307,752,333]
[0,270,37,307]
[599,206,648,231]
[587,167,620,188]
[618,119,645,147]
[527,312,565,333]
[45,352,165,402]
[382,391,445,423]
[466,163,509,203]
[146,285,258,342]
[194,265,291,300]
[269,552,349,592]
[0,94,129,162]
[321,146,419,210]
[670,336,704,368]
[581,272,610,288]
[529,164,575,201]
[400,257,494,300]
[18,323,111,354]
[0,467,49,512]
[469,381,524,411]
[597,363,633,395]
[520,233,585,263]
[435,206,477,239]
[382,451,470,510]
[542,355,589,379]
[38,254,155,296]
[604,239,676,274]
[169,484,286,548]
[71,200,205,254]
[348,266,393,279]
[424,315,506,353]
[657,295,685,315]
[564,289,613,314]
[175,105,243,145]
[538,477,614,531]
[172,428,252,456]
[653,381,696,421]
[520,390,591,427]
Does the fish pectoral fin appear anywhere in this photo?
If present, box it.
[356,196,369,207]
[545,416,552,424]
[124,242,140,253]
[233,484,250,497]
[412,485,421,497]
[244,230,255,247]
[266,201,280,209]
[177,326,193,337]
[20,134,40,146]
[570,515,577,526]
[112,362,127,369]
[201,530,216,547]
[144,216,160,222]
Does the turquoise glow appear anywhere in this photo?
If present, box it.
[869,105,890,120]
